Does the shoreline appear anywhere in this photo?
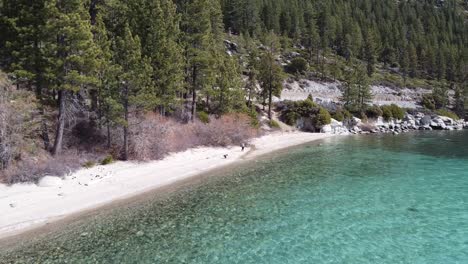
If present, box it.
[0,132,336,241]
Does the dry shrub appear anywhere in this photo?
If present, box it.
[0,88,37,171]
[1,150,102,185]
[66,119,107,152]
[0,86,105,184]
[129,113,258,161]
[197,114,258,147]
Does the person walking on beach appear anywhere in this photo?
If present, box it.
[241,143,245,152]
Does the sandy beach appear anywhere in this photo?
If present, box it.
[0,132,335,240]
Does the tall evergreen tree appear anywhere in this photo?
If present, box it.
[113,25,153,160]
[341,63,372,112]
[48,0,99,155]
[181,0,225,121]
[363,30,378,77]
[0,0,53,149]
[355,65,372,112]
[258,32,284,120]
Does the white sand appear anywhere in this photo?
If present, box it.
[0,132,336,239]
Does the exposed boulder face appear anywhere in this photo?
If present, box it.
[323,113,467,135]
[320,119,349,134]
[315,98,339,112]
[284,51,301,61]
[224,40,238,55]
[344,117,362,128]
[420,115,432,127]
[320,124,332,133]
[281,79,432,109]
[439,116,455,126]
[330,119,349,134]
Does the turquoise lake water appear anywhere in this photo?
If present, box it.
[1,131,468,263]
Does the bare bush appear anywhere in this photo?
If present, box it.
[129,113,259,161]
[197,114,258,147]
[1,93,259,183]
[66,120,107,152]
[0,88,37,171]
[1,151,103,185]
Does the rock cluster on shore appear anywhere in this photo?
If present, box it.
[321,113,468,135]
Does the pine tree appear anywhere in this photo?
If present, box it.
[303,17,320,65]
[341,68,357,111]
[244,36,259,108]
[341,63,372,112]
[408,43,418,78]
[355,65,372,112]
[453,84,465,118]
[123,0,184,115]
[222,0,259,36]
[363,30,377,77]
[181,0,225,121]
[436,48,446,81]
[113,25,153,160]
[211,56,244,115]
[258,32,284,120]
[91,13,122,148]
[48,0,99,155]
[0,0,53,150]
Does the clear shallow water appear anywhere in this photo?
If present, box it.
[1,131,468,263]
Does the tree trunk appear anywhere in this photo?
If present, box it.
[33,35,51,151]
[316,48,320,69]
[247,85,252,108]
[191,89,197,121]
[41,115,50,151]
[34,64,50,150]
[107,122,111,149]
[122,85,129,161]
[52,90,67,155]
[90,89,98,112]
[190,66,197,122]
[123,121,128,160]
[89,0,98,26]
[268,83,273,120]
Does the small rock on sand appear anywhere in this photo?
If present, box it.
[38,176,63,187]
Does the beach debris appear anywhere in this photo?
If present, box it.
[57,193,65,197]
[223,154,228,159]
[9,203,16,208]
[80,232,89,237]
[136,231,145,237]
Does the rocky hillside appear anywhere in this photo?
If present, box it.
[281,79,435,109]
